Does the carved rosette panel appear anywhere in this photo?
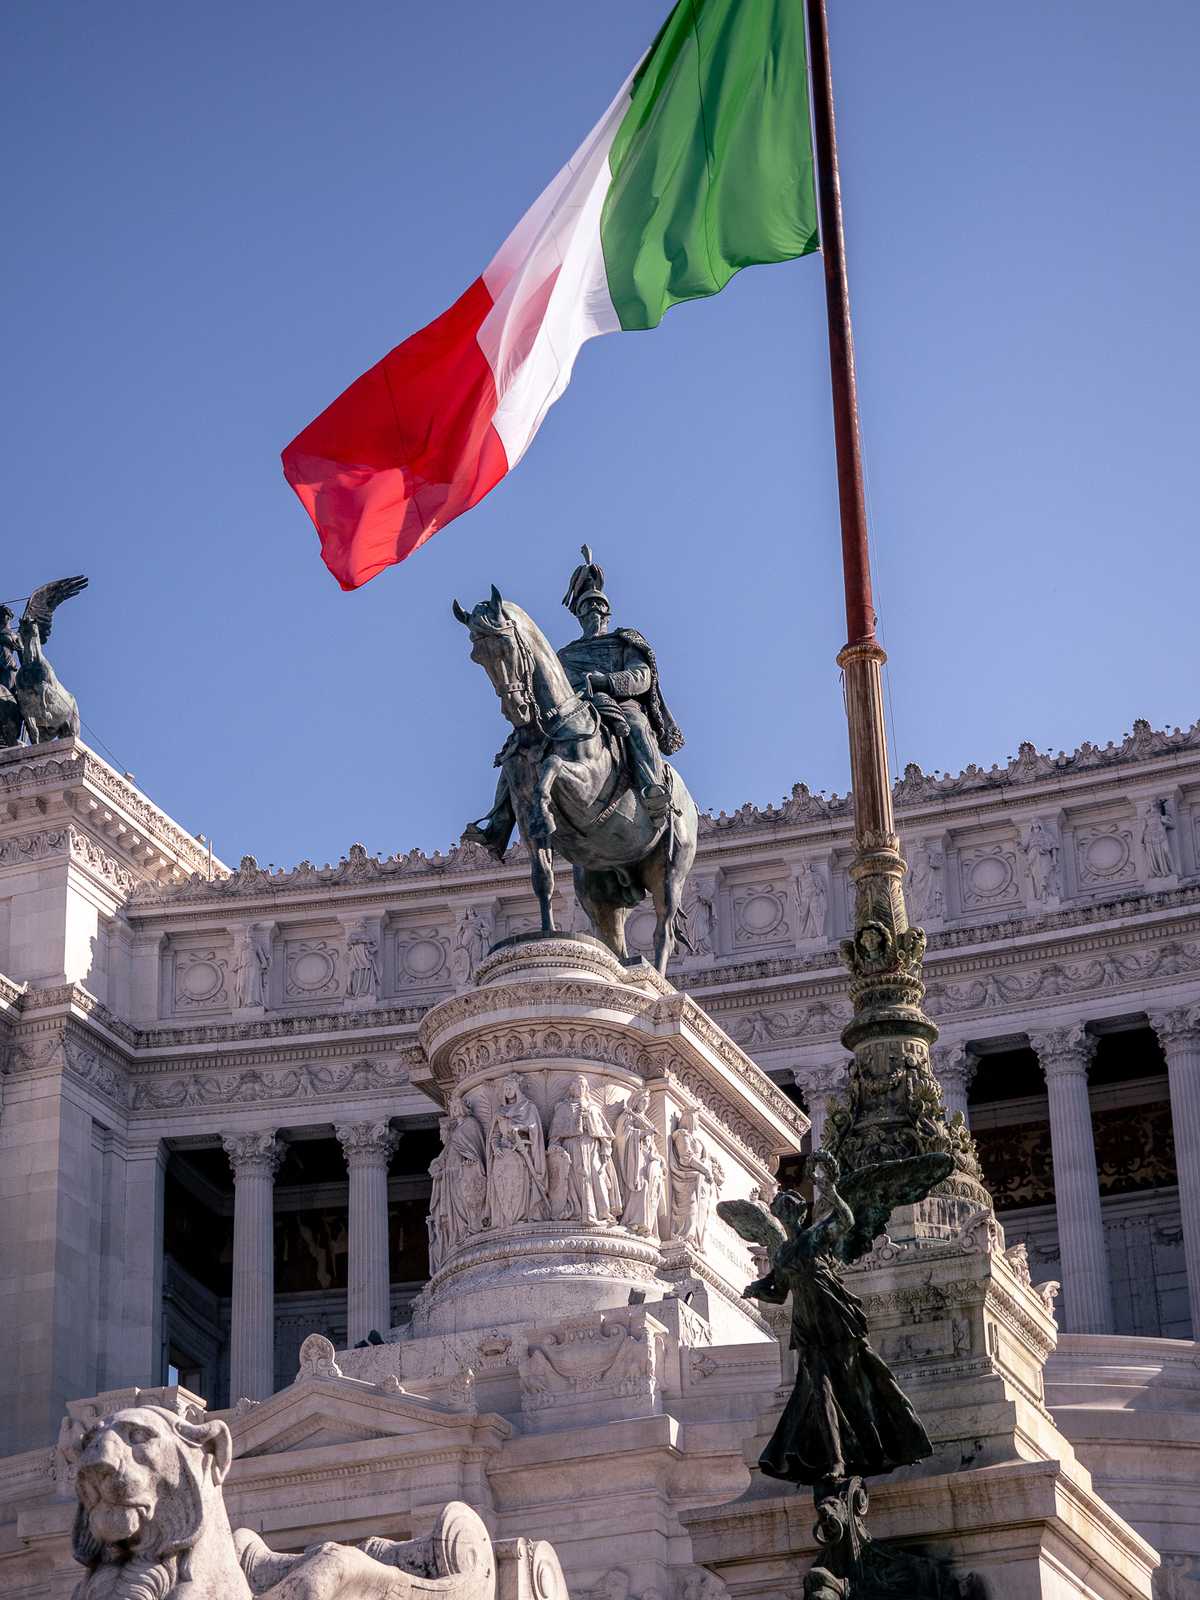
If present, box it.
[394,926,450,989]
[957,842,1022,913]
[1072,820,1138,892]
[283,938,340,1002]
[171,947,230,1013]
[730,882,790,948]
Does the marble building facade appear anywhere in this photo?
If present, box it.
[1,719,1199,1591]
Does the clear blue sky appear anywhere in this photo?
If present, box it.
[3,2,1197,868]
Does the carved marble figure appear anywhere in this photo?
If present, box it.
[445,1093,488,1243]
[670,1112,724,1249]
[1022,819,1060,902]
[6,575,89,745]
[455,554,698,973]
[793,861,828,940]
[235,924,273,1009]
[905,839,943,921]
[549,1074,618,1223]
[486,1074,549,1228]
[684,877,716,956]
[615,1089,665,1237]
[1141,798,1176,879]
[67,1401,508,1600]
[345,921,380,999]
[454,905,493,982]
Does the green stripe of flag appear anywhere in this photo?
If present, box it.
[600,0,819,333]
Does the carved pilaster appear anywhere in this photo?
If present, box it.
[222,1130,283,1400]
[1028,1026,1113,1335]
[1149,1006,1200,1333]
[336,1120,399,1343]
[794,1062,847,1153]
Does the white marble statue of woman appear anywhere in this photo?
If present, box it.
[444,1093,488,1246]
[615,1089,665,1237]
[1141,799,1176,879]
[670,1111,724,1249]
[485,1074,548,1229]
[346,921,380,999]
[428,1146,449,1272]
[793,863,828,941]
[549,1075,617,1224]
[905,841,934,920]
[1023,820,1060,902]
[236,923,272,1008]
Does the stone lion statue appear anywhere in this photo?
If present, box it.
[70,1404,498,1600]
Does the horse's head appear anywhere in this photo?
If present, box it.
[452,586,537,728]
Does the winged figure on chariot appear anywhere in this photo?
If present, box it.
[0,576,89,749]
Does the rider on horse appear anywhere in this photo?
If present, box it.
[558,547,683,821]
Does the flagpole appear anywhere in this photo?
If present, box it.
[804,0,951,1184]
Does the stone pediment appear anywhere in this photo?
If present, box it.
[228,1375,511,1459]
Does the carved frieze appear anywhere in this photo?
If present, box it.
[129,1055,411,1111]
[395,925,451,989]
[730,882,790,948]
[283,937,340,1003]
[1072,819,1138,893]
[171,946,230,1013]
[957,841,1022,914]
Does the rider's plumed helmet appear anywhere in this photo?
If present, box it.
[562,545,610,618]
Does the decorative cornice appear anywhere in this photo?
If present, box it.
[118,716,1200,909]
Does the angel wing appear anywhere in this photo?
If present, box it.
[715,1197,788,1257]
[22,576,88,643]
[833,1152,954,1264]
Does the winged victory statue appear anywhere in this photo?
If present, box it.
[0,576,89,748]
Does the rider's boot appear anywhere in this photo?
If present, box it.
[626,722,670,820]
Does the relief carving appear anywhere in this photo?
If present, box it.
[345,920,381,1000]
[1140,797,1177,880]
[904,838,944,921]
[233,923,273,1009]
[792,861,829,942]
[486,1074,549,1228]
[669,1111,725,1249]
[451,905,495,986]
[614,1088,665,1238]
[1021,819,1061,902]
[548,1074,619,1225]
[521,1312,661,1414]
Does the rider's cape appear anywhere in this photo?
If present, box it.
[615,629,684,756]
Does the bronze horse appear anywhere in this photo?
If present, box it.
[455,587,697,974]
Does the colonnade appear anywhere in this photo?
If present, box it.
[796,1005,1200,1338]
[220,1120,398,1403]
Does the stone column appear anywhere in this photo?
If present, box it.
[931,1041,977,1125]
[1029,1026,1113,1334]
[222,1130,282,1401]
[1149,1006,1200,1335]
[797,1064,847,1154]
[336,1120,399,1344]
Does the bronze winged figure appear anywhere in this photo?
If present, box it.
[719,1148,951,1487]
[12,576,89,744]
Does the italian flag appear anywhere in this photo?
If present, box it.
[283,0,818,591]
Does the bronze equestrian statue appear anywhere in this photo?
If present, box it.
[456,551,697,974]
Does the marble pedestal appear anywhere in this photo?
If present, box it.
[410,935,806,1343]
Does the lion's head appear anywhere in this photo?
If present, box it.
[71,1405,232,1591]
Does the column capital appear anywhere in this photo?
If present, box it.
[794,1062,848,1101]
[1148,1005,1200,1052]
[336,1120,399,1169]
[931,1041,979,1093]
[221,1129,283,1178]
[1029,1023,1095,1081]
